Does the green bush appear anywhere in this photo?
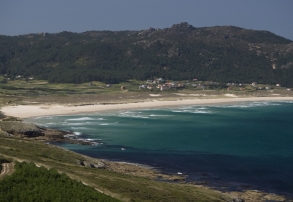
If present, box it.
[0,161,120,202]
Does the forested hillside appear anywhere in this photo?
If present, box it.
[1,22,293,86]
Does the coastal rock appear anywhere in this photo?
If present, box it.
[79,160,105,169]
[0,121,44,138]
[0,121,70,140]
[232,197,245,202]
[93,161,105,169]
[0,115,96,145]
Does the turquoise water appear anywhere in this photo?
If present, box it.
[26,101,293,195]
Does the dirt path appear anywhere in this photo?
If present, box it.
[0,162,14,179]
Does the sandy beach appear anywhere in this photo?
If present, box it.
[2,96,293,118]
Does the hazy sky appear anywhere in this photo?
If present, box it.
[1,0,292,40]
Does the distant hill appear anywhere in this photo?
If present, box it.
[0,22,293,86]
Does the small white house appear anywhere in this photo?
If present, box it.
[157,78,165,83]
[251,82,257,87]
[139,85,146,89]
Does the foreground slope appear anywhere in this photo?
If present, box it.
[0,161,120,202]
[0,134,231,202]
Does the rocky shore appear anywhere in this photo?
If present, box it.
[0,114,187,182]
[1,114,292,201]
[0,115,95,145]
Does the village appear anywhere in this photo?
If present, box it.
[136,77,290,92]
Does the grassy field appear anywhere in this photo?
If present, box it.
[0,134,231,202]
[1,76,292,107]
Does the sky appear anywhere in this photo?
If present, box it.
[0,0,292,40]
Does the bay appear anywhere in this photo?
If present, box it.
[26,101,293,196]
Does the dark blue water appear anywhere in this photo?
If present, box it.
[26,101,293,196]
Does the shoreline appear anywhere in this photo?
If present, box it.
[2,96,293,201]
[2,96,293,118]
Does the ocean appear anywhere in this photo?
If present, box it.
[26,101,293,196]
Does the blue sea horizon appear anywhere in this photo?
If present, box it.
[26,101,293,197]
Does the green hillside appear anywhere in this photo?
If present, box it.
[0,22,293,86]
[0,161,120,202]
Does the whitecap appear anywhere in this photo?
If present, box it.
[70,127,88,130]
[67,117,97,121]
[63,123,84,126]
[277,100,293,104]
[73,132,82,136]
[171,110,185,113]
[215,101,281,108]
[118,113,149,119]
[171,109,212,114]
[191,110,212,114]
[197,107,208,110]
[132,116,149,119]
[85,138,95,141]
[63,122,94,126]
[149,114,173,117]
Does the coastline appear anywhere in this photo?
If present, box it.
[2,96,293,201]
[2,96,293,118]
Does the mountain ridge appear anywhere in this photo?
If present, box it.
[0,22,293,86]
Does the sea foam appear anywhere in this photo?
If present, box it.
[67,117,105,121]
[215,101,281,108]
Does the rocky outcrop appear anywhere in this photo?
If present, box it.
[168,22,195,34]
[231,197,244,202]
[78,160,106,169]
[0,121,44,138]
[0,118,93,145]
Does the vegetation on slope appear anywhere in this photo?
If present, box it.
[0,23,293,86]
[0,161,120,202]
[0,134,230,202]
